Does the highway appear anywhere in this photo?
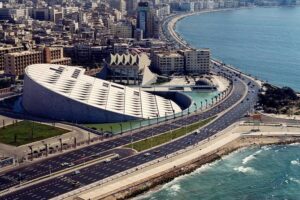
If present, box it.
[0,71,233,192]
[0,13,261,199]
[0,61,260,199]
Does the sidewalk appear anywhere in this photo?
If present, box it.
[64,123,300,200]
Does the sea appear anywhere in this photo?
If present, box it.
[176,7,300,91]
[133,7,300,200]
[134,145,300,200]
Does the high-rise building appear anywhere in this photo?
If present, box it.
[178,49,211,74]
[4,51,43,76]
[154,4,170,18]
[152,49,211,75]
[0,8,28,21]
[110,0,127,15]
[136,2,160,38]
[137,1,154,38]
[0,46,24,72]
[152,51,185,74]
[126,0,139,15]
[31,7,63,22]
[4,47,71,76]
[110,21,133,38]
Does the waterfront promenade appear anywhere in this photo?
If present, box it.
[0,7,291,200]
[67,123,300,200]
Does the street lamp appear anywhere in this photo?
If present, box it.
[59,138,63,152]
[74,137,77,148]
[49,164,52,176]
[130,122,132,132]
[28,145,33,161]
[119,123,123,134]
[42,142,48,157]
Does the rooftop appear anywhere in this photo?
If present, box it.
[25,64,182,119]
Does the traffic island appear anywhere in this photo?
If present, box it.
[125,116,216,152]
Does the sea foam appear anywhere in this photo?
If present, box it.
[233,166,256,174]
[167,184,181,196]
[291,159,300,166]
[242,150,262,164]
[289,177,300,184]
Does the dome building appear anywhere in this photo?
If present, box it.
[22,64,182,123]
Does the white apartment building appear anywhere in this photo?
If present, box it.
[154,4,170,18]
[153,51,184,74]
[178,49,211,74]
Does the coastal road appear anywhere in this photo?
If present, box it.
[0,64,260,199]
[0,11,262,199]
[0,69,238,192]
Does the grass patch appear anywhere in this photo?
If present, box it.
[125,116,216,152]
[0,121,69,146]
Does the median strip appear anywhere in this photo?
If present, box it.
[125,116,216,152]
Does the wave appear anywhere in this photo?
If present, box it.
[131,190,157,200]
[291,159,300,166]
[233,166,256,174]
[261,146,272,151]
[242,149,262,164]
[289,177,300,184]
[242,154,256,165]
[289,143,300,146]
[167,184,181,196]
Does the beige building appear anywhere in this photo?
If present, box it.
[0,46,24,72]
[43,47,71,65]
[4,47,71,76]
[110,21,133,38]
[178,49,211,74]
[105,53,151,85]
[152,51,184,74]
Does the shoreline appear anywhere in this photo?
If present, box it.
[166,6,299,88]
[121,137,300,200]
[165,7,256,49]
[76,131,300,200]
[54,6,300,200]
[62,122,300,200]
[58,6,300,200]
[97,7,300,200]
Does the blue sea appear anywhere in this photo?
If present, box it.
[134,145,300,200]
[134,7,300,200]
[176,7,300,91]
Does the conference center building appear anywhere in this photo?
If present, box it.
[22,64,183,123]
